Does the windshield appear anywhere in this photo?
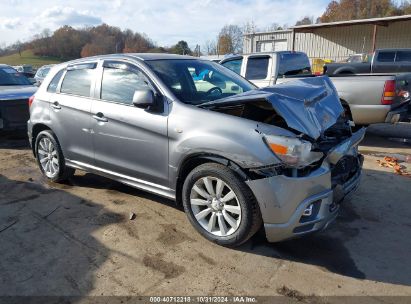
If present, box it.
[278,53,311,77]
[146,59,256,105]
[0,68,32,86]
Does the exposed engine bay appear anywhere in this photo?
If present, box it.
[200,76,363,182]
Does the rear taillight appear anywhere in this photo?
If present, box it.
[28,95,35,107]
[381,80,396,105]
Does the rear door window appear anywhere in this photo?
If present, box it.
[245,56,269,79]
[396,51,411,62]
[377,51,396,62]
[221,58,243,75]
[277,53,312,77]
[60,63,96,97]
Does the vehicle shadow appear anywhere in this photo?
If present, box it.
[66,165,411,287]
[239,167,411,286]
[66,172,179,211]
[0,173,124,298]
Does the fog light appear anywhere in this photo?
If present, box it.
[302,204,313,217]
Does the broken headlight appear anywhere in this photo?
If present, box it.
[264,135,323,168]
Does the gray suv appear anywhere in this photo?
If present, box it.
[28,54,364,247]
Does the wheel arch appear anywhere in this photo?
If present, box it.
[31,123,52,156]
[334,68,356,75]
[340,98,353,121]
[175,153,248,205]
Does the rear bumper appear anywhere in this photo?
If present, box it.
[246,128,365,243]
[385,100,411,123]
[0,99,29,131]
[350,104,390,125]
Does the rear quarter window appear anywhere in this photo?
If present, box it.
[47,69,64,93]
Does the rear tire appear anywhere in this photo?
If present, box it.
[35,130,74,183]
[182,163,261,247]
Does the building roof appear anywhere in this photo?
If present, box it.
[243,29,292,37]
[292,14,411,32]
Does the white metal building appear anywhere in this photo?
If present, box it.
[243,15,411,62]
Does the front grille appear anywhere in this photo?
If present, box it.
[313,115,352,153]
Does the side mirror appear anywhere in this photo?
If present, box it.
[132,89,155,108]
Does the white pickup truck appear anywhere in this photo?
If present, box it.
[220,52,411,125]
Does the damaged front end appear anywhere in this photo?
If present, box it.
[202,76,365,242]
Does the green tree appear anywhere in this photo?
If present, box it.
[295,16,314,26]
[217,25,243,54]
[170,41,192,55]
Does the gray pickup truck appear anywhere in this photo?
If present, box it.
[324,49,411,75]
[220,52,411,125]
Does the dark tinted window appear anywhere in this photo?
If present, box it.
[245,56,269,79]
[47,69,64,93]
[221,58,243,75]
[278,53,312,77]
[0,68,31,85]
[377,51,396,62]
[60,67,94,97]
[101,67,150,105]
[396,51,411,62]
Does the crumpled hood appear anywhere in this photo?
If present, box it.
[0,85,37,101]
[202,76,343,139]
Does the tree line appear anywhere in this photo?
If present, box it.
[0,24,195,59]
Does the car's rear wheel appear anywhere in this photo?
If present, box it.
[35,130,74,182]
[182,163,261,247]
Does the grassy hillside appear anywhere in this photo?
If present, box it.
[0,50,63,68]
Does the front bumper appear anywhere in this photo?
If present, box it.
[246,128,365,243]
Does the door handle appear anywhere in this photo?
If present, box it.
[51,101,61,110]
[92,113,108,122]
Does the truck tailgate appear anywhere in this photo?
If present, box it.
[329,74,411,124]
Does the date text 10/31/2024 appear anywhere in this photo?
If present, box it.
[149,296,258,303]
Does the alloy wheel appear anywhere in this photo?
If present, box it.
[190,176,242,236]
[37,137,59,178]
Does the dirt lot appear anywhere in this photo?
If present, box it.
[0,124,411,300]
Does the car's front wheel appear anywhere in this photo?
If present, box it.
[35,130,74,182]
[182,163,261,247]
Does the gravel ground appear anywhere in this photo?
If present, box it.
[0,126,410,301]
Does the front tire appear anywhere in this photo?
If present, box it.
[35,130,74,182]
[182,163,261,247]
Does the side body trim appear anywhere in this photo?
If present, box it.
[65,159,176,200]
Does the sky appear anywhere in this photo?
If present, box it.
[0,0,333,49]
